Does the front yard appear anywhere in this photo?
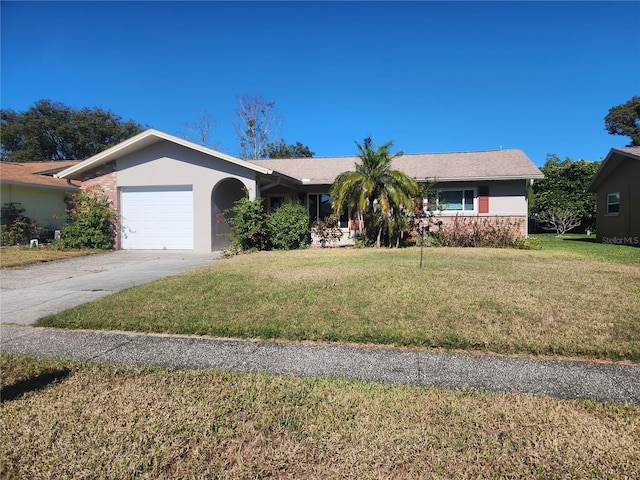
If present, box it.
[3,236,639,478]
[1,355,638,479]
[37,235,640,362]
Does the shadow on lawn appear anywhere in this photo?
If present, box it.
[0,368,72,403]
[561,237,598,243]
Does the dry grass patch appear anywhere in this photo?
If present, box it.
[39,247,640,362]
[0,246,103,268]
[1,355,639,479]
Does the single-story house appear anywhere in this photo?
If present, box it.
[56,129,543,252]
[586,146,640,246]
[0,160,81,232]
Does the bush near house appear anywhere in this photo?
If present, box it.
[266,203,311,250]
[60,188,116,250]
[225,197,270,252]
[426,216,538,249]
[0,203,44,246]
[226,198,312,252]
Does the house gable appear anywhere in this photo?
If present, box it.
[586,147,640,245]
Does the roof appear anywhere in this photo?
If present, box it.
[55,129,274,180]
[251,149,543,184]
[1,161,81,190]
[586,146,640,193]
[52,129,542,185]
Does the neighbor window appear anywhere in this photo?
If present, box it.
[607,192,620,215]
[439,189,475,211]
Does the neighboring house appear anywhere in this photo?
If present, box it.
[56,129,543,252]
[0,161,81,233]
[586,147,640,246]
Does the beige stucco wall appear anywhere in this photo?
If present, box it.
[594,158,640,245]
[114,140,258,252]
[430,180,528,217]
[0,183,74,231]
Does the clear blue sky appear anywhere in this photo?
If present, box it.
[2,1,639,165]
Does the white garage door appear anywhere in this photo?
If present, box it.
[120,186,193,250]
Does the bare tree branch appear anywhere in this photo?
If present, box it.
[180,111,221,149]
[538,208,582,236]
[233,94,281,159]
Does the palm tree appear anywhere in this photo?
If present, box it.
[330,137,418,247]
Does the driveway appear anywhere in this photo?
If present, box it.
[1,250,219,325]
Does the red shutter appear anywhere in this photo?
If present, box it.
[478,186,489,214]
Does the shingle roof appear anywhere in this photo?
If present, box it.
[586,146,640,193]
[251,149,543,184]
[1,161,81,189]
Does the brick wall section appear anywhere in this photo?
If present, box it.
[80,161,120,248]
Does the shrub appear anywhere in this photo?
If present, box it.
[428,216,525,248]
[225,197,269,252]
[312,215,344,247]
[267,203,311,250]
[60,188,116,250]
[513,236,542,250]
[0,203,44,246]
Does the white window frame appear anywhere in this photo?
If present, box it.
[435,188,476,213]
[606,192,620,216]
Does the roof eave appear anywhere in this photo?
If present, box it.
[416,174,545,182]
[56,129,274,179]
[0,179,80,190]
[586,147,640,193]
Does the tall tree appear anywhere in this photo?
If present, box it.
[233,94,281,160]
[263,139,314,158]
[330,137,418,247]
[530,154,601,232]
[604,96,640,146]
[0,99,143,162]
[179,110,221,149]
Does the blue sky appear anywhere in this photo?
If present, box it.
[2,1,639,165]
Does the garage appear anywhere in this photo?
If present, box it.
[120,186,193,250]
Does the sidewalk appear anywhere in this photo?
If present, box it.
[2,324,638,404]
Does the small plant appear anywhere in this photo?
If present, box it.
[266,203,311,250]
[311,215,343,247]
[0,203,43,246]
[60,187,117,250]
[224,197,269,252]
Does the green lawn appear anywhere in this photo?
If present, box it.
[38,235,640,362]
[2,355,638,479]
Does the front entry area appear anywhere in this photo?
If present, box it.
[211,178,247,251]
[120,186,194,250]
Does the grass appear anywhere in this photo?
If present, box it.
[2,354,639,479]
[532,233,640,265]
[38,235,640,362]
[0,246,104,268]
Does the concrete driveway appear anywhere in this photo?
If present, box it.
[1,250,219,325]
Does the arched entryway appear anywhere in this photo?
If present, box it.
[211,178,247,250]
